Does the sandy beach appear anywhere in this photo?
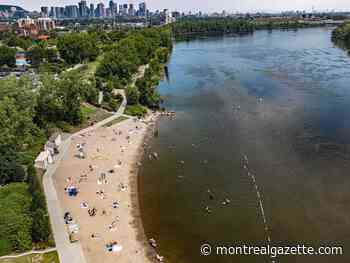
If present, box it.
[53,114,158,263]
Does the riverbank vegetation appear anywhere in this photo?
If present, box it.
[332,22,350,52]
[172,17,327,38]
[173,18,254,36]
[0,25,172,256]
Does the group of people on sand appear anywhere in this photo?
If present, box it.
[63,120,148,255]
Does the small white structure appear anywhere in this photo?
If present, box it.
[50,132,62,147]
[34,150,53,170]
[45,132,62,155]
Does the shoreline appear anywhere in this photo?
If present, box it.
[130,114,162,262]
[52,112,160,263]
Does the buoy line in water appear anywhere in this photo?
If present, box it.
[243,155,276,263]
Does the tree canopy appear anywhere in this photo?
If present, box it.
[0,45,16,68]
[57,32,99,65]
[172,18,255,36]
[0,183,33,255]
[332,22,350,51]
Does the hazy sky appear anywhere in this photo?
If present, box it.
[3,0,350,13]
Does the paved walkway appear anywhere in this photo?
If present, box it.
[0,248,57,260]
[42,92,128,263]
[43,137,87,263]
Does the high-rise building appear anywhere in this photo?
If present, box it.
[50,7,56,18]
[90,4,95,17]
[109,1,117,17]
[54,7,62,18]
[128,4,135,16]
[122,4,128,15]
[65,5,79,18]
[161,9,172,24]
[78,0,88,17]
[40,6,49,17]
[96,3,105,17]
[138,2,147,17]
[59,7,65,18]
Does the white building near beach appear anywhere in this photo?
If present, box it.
[45,132,62,155]
[34,150,53,170]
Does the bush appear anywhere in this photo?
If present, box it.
[113,93,124,102]
[126,85,140,105]
[108,99,120,111]
[125,104,147,117]
[0,145,26,185]
[31,208,51,243]
[0,45,16,68]
[0,183,33,255]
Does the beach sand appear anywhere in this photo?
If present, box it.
[53,114,158,263]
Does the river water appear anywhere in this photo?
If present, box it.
[139,27,350,263]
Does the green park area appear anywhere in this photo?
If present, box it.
[0,251,59,263]
[0,25,173,257]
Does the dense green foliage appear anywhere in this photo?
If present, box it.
[0,26,173,254]
[0,77,53,255]
[27,44,59,68]
[28,164,51,245]
[0,145,25,185]
[125,85,140,105]
[97,27,172,110]
[332,23,350,52]
[125,104,147,117]
[35,73,84,127]
[0,76,42,151]
[34,70,104,130]
[0,45,16,68]
[0,183,33,255]
[1,33,32,50]
[57,32,99,65]
[96,28,171,81]
[0,178,51,255]
[173,18,255,36]
[172,17,322,37]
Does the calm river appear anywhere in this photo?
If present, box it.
[139,27,350,263]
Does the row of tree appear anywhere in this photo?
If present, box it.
[0,76,53,255]
[0,72,97,255]
[57,32,99,65]
[172,17,324,37]
[172,18,255,36]
[0,32,33,50]
[0,45,16,68]
[332,22,350,52]
[97,27,172,110]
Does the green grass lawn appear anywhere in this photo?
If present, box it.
[102,116,129,127]
[58,103,113,133]
[0,240,11,257]
[80,103,113,127]
[70,55,102,81]
[125,104,147,118]
[81,104,98,117]
[0,251,59,263]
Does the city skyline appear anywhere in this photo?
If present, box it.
[38,1,150,19]
[3,0,350,13]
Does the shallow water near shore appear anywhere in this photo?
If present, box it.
[139,27,350,263]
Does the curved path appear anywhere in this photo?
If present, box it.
[0,248,57,260]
